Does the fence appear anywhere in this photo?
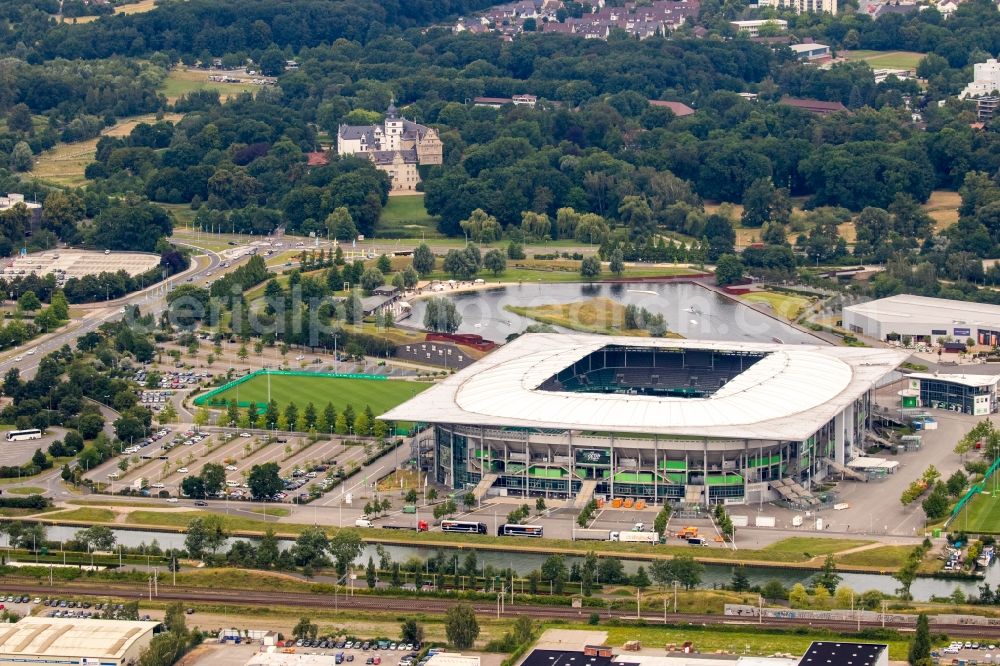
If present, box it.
[946,456,1000,528]
[192,369,387,408]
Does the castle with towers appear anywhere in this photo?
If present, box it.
[336,102,443,192]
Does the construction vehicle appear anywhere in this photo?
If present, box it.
[676,526,699,539]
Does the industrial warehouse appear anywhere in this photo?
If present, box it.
[843,293,1000,345]
[382,334,908,507]
[0,617,159,666]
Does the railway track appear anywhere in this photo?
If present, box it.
[2,579,997,639]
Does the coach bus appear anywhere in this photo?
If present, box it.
[498,523,543,538]
[6,429,41,442]
[440,520,487,534]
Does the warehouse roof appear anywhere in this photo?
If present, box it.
[0,617,159,660]
[844,294,1000,328]
[908,372,1000,388]
[382,333,907,440]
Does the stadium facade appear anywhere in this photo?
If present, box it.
[382,334,907,506]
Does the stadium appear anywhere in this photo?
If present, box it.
[382,333,908,506]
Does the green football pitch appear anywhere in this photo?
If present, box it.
[205,374,430,415]
[955,488,1000,534]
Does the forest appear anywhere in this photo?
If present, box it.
[0,0,993,307]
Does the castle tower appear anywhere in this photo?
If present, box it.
[384,100,402,151]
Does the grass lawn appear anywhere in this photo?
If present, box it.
[174,569,311,593]
[197,374,430,414]
[71,0,158,22]
[924,190,961,232]
[51,507,117,523]
[125,510,312,534]
[506,297,664,336]
[956,490,1000,533]
[375,469,423,492]
[598,623,911,660]
[429,259,702,284]
[740,290,815,321]
[4,486,45,495]
[160,68,258,104]
[248,507,290,517]
[378,194,442,238]
[30,113,182,187]
[836,545,917,569]
[844,49,925,70]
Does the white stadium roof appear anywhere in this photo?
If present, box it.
[382,333,908,441]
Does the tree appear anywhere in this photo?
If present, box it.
[180,475,206,499]
[412,243,435,276]
[461,209,502,243]
[909,613,931,666]
[423,297,462,333]
[293,617,318,641]
[741,178,776,228]
[257,527,280,569]
[580,256,601,281]
[671,556,703,589]
[814,554,842,594]
[163,602,187,635]
[291,527,330,568]
[922,482,951,520]
[714,254,744,286]
[200,463,225,496]
[401,619,425,645]
[730,566,750,592]
[18,291,41,312]
[619,196,655,241]
[248,462,283,500]
[259,47,288,77]
[788,583,809,607]
[541,554,568,594]
[633,565,651,590]
[329,530,363,577]
[75,525,116,551]
[762,579,787,601]
[445,604,480,649]
[10,141,33,172]
[609,249,624,277]
[366,556,377,588]
[360,268,385,294]
[483,249,506,276]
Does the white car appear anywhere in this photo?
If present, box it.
[225,465,237,472]
[26,349,35,355]
[239,432,251,438]
[151,482,165,489]
[166,498,178,503]
[177,467,188,473]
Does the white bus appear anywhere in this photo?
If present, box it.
[498,523,543,538]
[440,520,487,534]
[6,429,41,442]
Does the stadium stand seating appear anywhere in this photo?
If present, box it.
[540,345,766,398]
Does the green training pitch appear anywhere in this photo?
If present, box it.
[955,489,1000,534]
[204,374,430,415]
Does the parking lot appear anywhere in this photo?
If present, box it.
[87,426,373,505]
[2,249,160,281]
[0,594,154,622]
[0,428,65,467]
[935,641,1000,663]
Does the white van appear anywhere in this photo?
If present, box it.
[355,519,374,528]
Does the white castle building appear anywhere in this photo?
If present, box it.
[336,103,443,192]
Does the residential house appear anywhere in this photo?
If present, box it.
[756,0,837,15]
[778,97,849,114]
[730,19,788,37]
